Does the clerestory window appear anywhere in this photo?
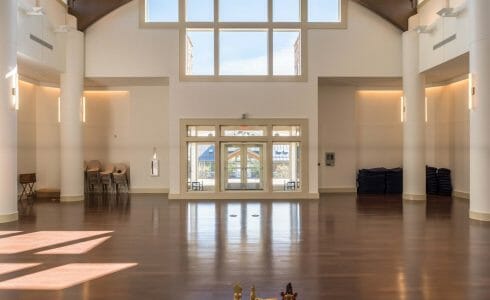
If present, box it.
[143,0,346,80]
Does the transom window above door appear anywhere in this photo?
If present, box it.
[142,0,347,81]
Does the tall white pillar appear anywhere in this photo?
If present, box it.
[59,30,85,202]
[469,0,490,221]
[0,0,18,223]
[402,29,426,201]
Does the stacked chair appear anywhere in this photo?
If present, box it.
[100,164,115,192]
[385,168,403,194]
[426,166,453,197]
[84,161,130,194]
[426,166,438,195]
[86,160,102,192]
[437,168,453,196]
[113,163,130,193]
[357,168,387,194]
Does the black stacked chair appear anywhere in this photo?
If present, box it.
[426,166,438,195]
[437,168,453,196]
[357,168,387,194]
[386,168,403,194]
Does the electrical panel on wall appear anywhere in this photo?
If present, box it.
[326,152,335,167]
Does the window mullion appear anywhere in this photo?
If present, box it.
[268,0,273,76]
[180,0,185,22]
[214,0,219,76]
[301,0,307,23]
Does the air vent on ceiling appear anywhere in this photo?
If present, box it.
[30,34,54,50]
[433,34,456,50]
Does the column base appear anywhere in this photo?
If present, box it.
[402,193,427,201]
[0,212,18,223]
[60,195,84,202]
[469,211,490,222]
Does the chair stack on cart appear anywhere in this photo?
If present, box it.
[437,168,453,196]
[357,166,453,197]
[357,168,388,194]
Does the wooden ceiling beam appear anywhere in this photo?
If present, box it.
[68,0,417,32]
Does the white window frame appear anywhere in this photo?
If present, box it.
[180,118,309,199]
[140,0,348,81]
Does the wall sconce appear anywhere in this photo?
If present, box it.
[5,66,19,111]
[58,97,61,123]
[401,96,406,123]
[425,97,428,123]
[80,96,86,123]
[468,73,475,111]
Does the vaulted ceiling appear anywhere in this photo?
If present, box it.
[68,0,417,32]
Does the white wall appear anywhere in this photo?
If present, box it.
[426,80,469,195]
[82,86,170,192]
[318,85,357,190]
[84,0,403,196]
[17,83,170,192]
[417,0,469,72]
[35,85,60,189]
[356,90,403,169]
[18,81,37,175]
[318,87,403,190]
[318,80,469,195]
[17,0,69,72]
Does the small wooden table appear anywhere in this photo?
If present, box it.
[19,173,36,203]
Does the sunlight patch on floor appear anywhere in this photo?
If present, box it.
[35,236,111,255]
[0,264,41,276]
[0,231,21,237]
[0,231,113,254]
[0,263,137,290]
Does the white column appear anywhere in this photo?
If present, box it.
[0,0,18,223]
[469,0,490,221]
[59,30,85,202]
[402,29,426,201]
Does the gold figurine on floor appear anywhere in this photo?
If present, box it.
[234,284,243,300]
[250,286,257,300]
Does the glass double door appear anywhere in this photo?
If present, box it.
[223,143,265,191]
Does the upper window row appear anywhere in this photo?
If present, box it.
[146,0,341,23]
[187,125,301,137]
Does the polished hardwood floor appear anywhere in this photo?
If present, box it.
[0,193,489,299]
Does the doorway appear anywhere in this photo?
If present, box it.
[222,143,265,191]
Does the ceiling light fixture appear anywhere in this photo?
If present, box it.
[414,24,435,34]
[21,0,45,16]
[54,24,76,33]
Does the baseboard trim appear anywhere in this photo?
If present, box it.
[402,193,427,201]
[453,190,469,200]
[130,188,169,194]
[319,187,357,194]
[169,192,319,200]
[60,195,84,202]
[0,212,18,223]
[469,210,490,222]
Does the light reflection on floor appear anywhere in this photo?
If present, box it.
[0,231,113,254]
[0,263,41,276]
[0,263,137,290]
[35,236,111,255]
